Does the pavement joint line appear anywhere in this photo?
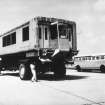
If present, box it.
[83,101,105,105]
[39,82,102,105]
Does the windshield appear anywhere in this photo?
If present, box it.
[59,24,73,41]
[50,25,57,39]
[50,23,73,41]
[59,25,67,38]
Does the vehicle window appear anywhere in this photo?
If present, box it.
[88,57,91,60]
[38,27,41,39]
[50,25,57,39]
[3,32,16,47]
[45,28,47,40]
[96,56,100,60]
[101,55,104,59]
[83,57,85,60]
[11,32,16,44]
[22,26,29,41]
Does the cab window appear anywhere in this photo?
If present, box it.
[50,25,57,39]
[39,27,41,39]
[45,28,47,40]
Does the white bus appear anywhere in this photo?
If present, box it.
[74,55,105,73]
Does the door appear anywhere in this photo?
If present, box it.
[38,25,49,48]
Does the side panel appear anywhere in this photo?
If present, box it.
[59,38,70,51]
[30,19,38,48]
[49,39,58,49]
[0,19,37,56]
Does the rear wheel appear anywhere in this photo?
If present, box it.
[76,65,82,72]
[51,52,66,78]
[19,63,31,80]
[54,64,66,78]
[100,65,105,73]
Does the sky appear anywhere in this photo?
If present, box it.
[0,0,105,56]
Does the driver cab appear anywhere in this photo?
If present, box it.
[38,21,73,51]
[49,22,73,51]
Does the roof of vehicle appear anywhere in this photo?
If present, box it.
[0,16,75,37]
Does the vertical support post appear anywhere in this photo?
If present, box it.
[57,22,60,49]
[72,23,77,51]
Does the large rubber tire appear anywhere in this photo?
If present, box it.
[100,65,105,73]
[51,52,66,78]
[54,63,66,78]
[76,65,82,72]
[19,63,31,80]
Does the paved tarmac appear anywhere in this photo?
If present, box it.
[0,70,105,105]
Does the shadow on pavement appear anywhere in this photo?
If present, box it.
[0,72,19,77]
[38,74,88,81]
[0,72,88,81]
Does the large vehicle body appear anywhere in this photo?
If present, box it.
[0,16,78,79]
[74,55,105,73]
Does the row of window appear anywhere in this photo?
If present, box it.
[75,55,105,61]
[38,26,72,41]
[3,32,16,47]
[2,26,29,47]
[2,25,72,47]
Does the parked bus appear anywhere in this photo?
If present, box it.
[0,16,78,80]
[74,55,105,73]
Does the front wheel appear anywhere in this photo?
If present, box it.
[51,52,66,78]
[100,65,105,73]
[54,63,66,78]
[76,65,82,72]
[19,63,31,80]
